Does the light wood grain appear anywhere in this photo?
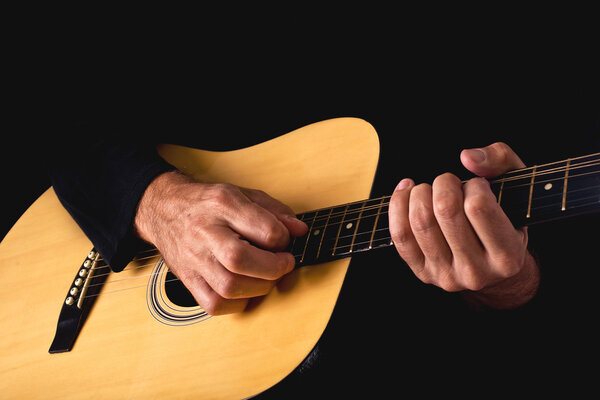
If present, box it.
[0,117,380,399]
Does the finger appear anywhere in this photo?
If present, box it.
[460,142,526,178]
[408,183,452,267]
[241,188,309,237]
[389,178,425,271]
[208,225,296,280]
[463,177,528,275]
[432,173,483,261]
[177,269,249,316]
[193,250,277,299]
[224,193,292,250]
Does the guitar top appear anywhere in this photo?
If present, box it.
[0,117,381,399]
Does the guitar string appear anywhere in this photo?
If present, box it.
[300,154,599,215]
[297,165,600,224]
[497,164,600,185]
[84,158,599,268]
[77,187,600,298]
[79,172,600,276]
[79,174,600,284]
[80,192,600,301]
[492,152,599,179]
[496,159,600,182]
[70,154,600,298]
[298,169,600,227]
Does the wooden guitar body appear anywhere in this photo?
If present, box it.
[0,118,380,399]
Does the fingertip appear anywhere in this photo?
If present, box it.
[461,148,488,173]
[286,252,297,272]
[461,147,498,178]
[281,214,309,237]
[395,178,414,191]
[277,251,297,275]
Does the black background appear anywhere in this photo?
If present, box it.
[3,35,599,397]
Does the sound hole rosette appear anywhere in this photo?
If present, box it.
[146,257,211,326]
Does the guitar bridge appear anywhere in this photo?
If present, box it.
[48,249,109,353]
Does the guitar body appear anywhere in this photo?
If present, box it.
[0,118,380,399]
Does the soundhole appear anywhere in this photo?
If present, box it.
[164,271,198,307]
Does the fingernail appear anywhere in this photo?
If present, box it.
[463,148,487,164]
[395,178,412,191]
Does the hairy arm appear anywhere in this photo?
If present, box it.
[134,170,308,315]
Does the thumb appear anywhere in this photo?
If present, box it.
[460,142,526,178]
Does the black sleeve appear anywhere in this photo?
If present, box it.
[48,122,175,272]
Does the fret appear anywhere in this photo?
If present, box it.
[368,197,386,249]
[332,202,364,256]
[370,200,392,248]
[348,200,366,253]
[289,213,305,262]
[493,153,600,226]
[331,205,349,256]
[527,161,568,222]
[562,159,570,211]
[497,180,505,206]
[316,207,333,260]
[317,204,350,261]
[299,211,317,264]
[350,198,386,254]
[526,166,536,219]
[293,209,331,266]
[491,172,531,227]
[561,154,600,212]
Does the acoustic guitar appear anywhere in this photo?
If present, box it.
[1,118,598,399]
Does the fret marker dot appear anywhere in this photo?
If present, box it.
[313,229,320,236]
[346,223,353,229]
[544,183,553,191]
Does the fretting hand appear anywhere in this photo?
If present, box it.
[388,142,540,309]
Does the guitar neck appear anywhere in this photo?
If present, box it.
[291,152,600,268]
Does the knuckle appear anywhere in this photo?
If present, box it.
[491,252,522,278]
[221,244,246,272]
[464,191,493,218]
[460,273,486,292]
[436,274,462,292]
[203,303,218,316]
[490,142,511,162]
[411,266,432,285]
[210,184,234,208]
[390,223,413,247]
[410,204,437,234]
[214,275,241,299]
[408,197,437,234]
[200,296,221,316]
[260,221,287,249]
[433,192,462,220]
[409,184,437,234]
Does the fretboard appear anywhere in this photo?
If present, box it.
[290,152,600,268]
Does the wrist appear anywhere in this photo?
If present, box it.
[134,170,192,245]
[462,251,541,310]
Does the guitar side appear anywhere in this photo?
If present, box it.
[0,117,380,399]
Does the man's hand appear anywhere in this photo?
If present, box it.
[389,143,540,309]
[134,171,308,315]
